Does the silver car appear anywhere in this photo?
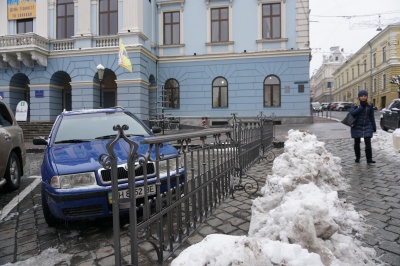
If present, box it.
[380,98,400,131]
[0,97,26,191]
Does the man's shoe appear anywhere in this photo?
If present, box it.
[355,159,360,163]
[367,160,376,164]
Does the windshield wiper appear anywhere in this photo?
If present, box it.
[126,134,145,137]
[54,139,91,144]
[95,134,146,140]
[95,134,117,140]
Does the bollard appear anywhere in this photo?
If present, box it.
[393,129,400,152]
[201,116,208,128]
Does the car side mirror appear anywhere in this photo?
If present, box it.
[152,126,162,134]
[33,136,48,145]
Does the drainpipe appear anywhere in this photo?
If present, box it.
[368,41,373,104]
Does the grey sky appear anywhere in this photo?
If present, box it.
[309,0,400,75]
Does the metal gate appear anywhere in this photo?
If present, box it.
[98,115,274,265]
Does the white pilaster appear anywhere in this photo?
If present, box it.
[36,0,49,38]
[0,1,7,36]
[122,0,135,32]
[77,0,92,36]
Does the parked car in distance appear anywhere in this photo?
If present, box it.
[33,107,185,226]
[311,102,323,113]
[0,96,26,191]
[328,102,338,111]
[380,98,400,131]
[321,102,329,110]
[335,102,353,111]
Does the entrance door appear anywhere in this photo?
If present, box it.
[103,90,116,108]
[381,96,386,109]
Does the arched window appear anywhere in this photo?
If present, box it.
[264,75,280,107]
[164,79,180,109]
[212,77,228,108]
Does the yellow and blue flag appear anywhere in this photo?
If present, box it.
[118,38,132,72]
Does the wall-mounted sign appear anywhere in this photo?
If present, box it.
[8,0,36,21]
[15,101,28,122]
[35,90,44,98]
[284,86,290,93]
[294,81,309,84]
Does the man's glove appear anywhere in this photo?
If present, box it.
[360,101,367,108]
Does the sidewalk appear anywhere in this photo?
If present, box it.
[165,116,400,265]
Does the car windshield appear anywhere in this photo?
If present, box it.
[311,103,321,107]
[54,111,151,143]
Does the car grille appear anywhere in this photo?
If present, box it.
[62,205,103,217]
[99,163,156,184]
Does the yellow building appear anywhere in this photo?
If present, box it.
[332,23,400,109]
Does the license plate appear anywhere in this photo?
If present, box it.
[108,184,156,204]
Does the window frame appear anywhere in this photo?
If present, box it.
[163,11,180,45]
[262,3,281,39]
[382,47,386,63]
[99,0,118,36]
[56,0,74,39]
[210,7,229,43]
[17,19,33,34]
[163,79,180,109]
[212,77,228,108]
[373,53,376,68]
[263,75,281,107]
[382,74,386,90]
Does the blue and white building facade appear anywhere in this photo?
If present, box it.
[0,0,311,125]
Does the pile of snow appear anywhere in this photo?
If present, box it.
[172,129,381,266]
[373,129,400,161]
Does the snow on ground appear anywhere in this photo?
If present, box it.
[2,248,72,266]
[171,129,397,266]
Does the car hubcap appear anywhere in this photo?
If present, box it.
[10,158,18,184]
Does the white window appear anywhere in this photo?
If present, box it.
[157,1,185,55]
[382,74,386,91]
[206,2,233,48]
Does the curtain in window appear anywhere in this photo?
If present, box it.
[264,76,281,107]
[164,79,180,109]
[212,77,228,108]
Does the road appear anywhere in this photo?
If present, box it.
[315,109,382,127]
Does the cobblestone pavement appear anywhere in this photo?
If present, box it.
[0,117,399,265]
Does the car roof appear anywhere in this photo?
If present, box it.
[61,106,126,116]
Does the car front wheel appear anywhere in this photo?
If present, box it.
[4,152,21,191]
[42,187,59,227]
[380,119,388,131]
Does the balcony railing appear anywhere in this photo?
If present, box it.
[0,33,48,49]
[0,34,121,52]
[94,35,119,47]
[51,39,74,51]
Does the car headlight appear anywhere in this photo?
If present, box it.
[51,172,96,189]
[158,157,183,175]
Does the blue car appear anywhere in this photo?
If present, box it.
[33,107,184,226]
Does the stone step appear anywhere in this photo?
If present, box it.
[18,121,54,141]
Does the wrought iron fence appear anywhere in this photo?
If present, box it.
[98,115,274,265]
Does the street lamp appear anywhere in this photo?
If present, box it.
[390,75,400,98]
[97,64,105,107]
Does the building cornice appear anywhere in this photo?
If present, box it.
[157,49,311,63]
